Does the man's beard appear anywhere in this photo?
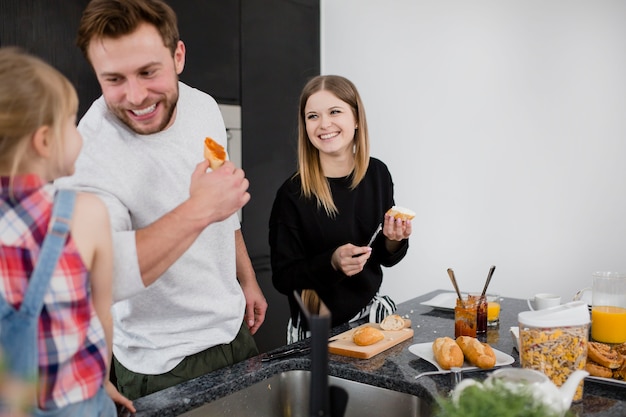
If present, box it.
[112,91,179,135]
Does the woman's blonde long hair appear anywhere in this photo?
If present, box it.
[0,47,78,193]
[297,75,370,217]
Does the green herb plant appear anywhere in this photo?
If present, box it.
[434,379,576,417]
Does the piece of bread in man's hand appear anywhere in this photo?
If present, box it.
[386,206,415,221]
[204,137,226,169]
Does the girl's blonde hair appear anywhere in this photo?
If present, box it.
[0,47,78,191]
[297,75,370,217]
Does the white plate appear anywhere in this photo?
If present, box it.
[587,376,626,387]
[408,342,514,372]
[420,292,464,311]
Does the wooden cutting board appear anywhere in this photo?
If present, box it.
[328,322,414,359]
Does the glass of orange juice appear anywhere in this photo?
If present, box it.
[486,294,501,327]
[591,272,626,344]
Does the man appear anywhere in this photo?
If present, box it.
[57,0,267,400]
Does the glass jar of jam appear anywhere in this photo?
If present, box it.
[472,293,488,337]
[455,296,478,338]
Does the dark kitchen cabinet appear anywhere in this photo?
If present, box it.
[0,0,242,115]
[240,0,320,353]
[0,0,99,118]
[1,0,320,353]
[173,0,241,105]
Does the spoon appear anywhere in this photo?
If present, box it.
[447,268,464,307]
[480,265,496,297]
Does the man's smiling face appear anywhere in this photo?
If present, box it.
[87,22,185,135]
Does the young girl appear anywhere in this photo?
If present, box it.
[0,48,134,416]
[269,75,413,343]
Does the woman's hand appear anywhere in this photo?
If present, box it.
[331,244,372,276]
[383,214,412,252]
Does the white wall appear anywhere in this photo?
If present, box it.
[321,0,626,303]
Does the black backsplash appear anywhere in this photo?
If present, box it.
[1,0,320,354]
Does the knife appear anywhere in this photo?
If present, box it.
[367,223,383,247]
[353,223,383,258]
[261,346,311,362]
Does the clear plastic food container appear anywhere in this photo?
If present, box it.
[518,301,590,402]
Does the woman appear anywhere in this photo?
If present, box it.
[269,75,413,343]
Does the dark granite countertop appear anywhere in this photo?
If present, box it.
[127,290,626,417]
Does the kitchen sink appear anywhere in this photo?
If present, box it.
[178,370,431,417]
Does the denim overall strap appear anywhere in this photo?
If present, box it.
[0,189,76,380]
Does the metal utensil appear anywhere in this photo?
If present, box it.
[447,268,464,307]
[414,370,449,379]
[450,367,464,386]
[261,346,311,362]
[480,265,496,297]
[367,223,383,247]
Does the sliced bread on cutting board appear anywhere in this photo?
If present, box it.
[328,322,414,359]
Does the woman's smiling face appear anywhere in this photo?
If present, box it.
[304,90,357,159]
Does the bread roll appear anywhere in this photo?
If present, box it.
[613,342,626,357]
[588,341,624,369]
[455,336,497,369]
[613,359,626,380]
[379,314,407,331]
[204,137,226,169]
[353,326,385,346]
[432,337,464,370]
[585,342,626,380]
[585,361,613,378]
[385,206,415,221]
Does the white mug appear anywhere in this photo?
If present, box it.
[527,293,561,311]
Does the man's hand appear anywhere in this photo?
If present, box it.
[136,160,251,287]
[188,160,250,227]
[241,281,267,335]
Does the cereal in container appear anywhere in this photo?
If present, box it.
[518,301,590,402]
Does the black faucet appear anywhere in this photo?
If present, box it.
[294,290,348,417]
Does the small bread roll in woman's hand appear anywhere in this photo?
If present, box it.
[383,206,414,247]
[385,206,415,221]
[204,137,227,170]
